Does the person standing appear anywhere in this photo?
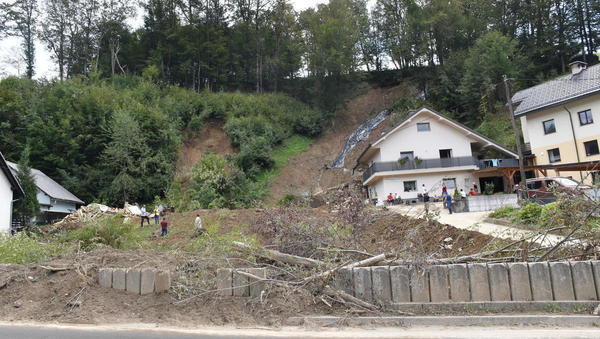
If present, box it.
[140,206,150,227]
[193,214,205,237]
[153,206,160,225]
[445,193,453,214]
[460,189,467,199]
[160,217,169,236]
[441,183,447,195]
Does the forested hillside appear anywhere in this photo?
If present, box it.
[1,0,599,208]
[0,76,326,207]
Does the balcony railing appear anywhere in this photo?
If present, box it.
[478,158,520,169]
[363,156,478,182]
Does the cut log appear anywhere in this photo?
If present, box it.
[232,241,325,268]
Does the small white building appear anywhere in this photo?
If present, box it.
[7,161,84,223]
[356,107,519,204]
[0,153,24,233]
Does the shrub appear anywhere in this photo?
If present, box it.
[277,193,299,206]
[61,217,143,251]
[189,153,261,208]
[517,202,542,224]
[489,206,519,219]
[540,202,560,226]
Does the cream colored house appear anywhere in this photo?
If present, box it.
[356,107,518,203]
[513,61,600,184]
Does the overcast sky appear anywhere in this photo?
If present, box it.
[0,0,331,79]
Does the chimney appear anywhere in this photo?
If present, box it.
[569,61,587,75]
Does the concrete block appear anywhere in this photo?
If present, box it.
[371,266,392,304]
[549,262,575,300]
[409,268,430,303]
[390,266,410,302]
[233,270,249,297]
[428,265,449,302]
[247,268,267,298]
[448,264,470,302]
[154,270,170,293]
[353,267,373,302]
[216,269,233,296]
[333,268,354,296]
[592,261,600,300]
[570,262,597,300]
[140,269,155,295]
[468,263,490,301]
[126,268,141,294]
[112,268,126,291]
[98,268,113,288]
[528,262,553,301]
[488,263,511,301]
[508,263,532,301]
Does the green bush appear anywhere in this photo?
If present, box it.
[489,206,519,219]
[61,217,143,251]
[189,153,261,208]
[540,202,560,226]
[517,202,543,224]
[277,193,299,207]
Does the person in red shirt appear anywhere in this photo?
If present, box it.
[469,188,477,196]
[160,217,169,236]
[386,193,394,205]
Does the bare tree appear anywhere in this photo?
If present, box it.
[6,0,38,79]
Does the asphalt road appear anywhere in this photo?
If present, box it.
[2,324,600,339]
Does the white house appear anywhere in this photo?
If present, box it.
[356,107,519,203]
[0,152,24,233]
[6,161,84,223]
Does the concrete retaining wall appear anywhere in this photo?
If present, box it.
[466,194,518,212]
[98,268,170,294]
[217,268,267,297]
[333,261,600,304]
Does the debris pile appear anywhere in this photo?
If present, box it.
[53,203,141,227]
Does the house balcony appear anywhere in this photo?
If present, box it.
[362,157,523,183]
[362,156,479,183]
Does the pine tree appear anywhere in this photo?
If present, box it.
[13,145,40,226]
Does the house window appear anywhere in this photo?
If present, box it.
[443,178,456,190]
[439,149,452,158]
[543,119,556,134]
[417,122,430,132]
[578,109,593,126]
[403,181,417,192]
[547,148,561,163]
[584,140,599,156]
[400,151,414,160]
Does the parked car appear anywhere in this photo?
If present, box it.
[520,177,591,201]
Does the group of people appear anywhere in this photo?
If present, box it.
[138,205,205,237]
[386,193,402,205]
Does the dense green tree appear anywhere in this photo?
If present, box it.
[13,145,40,224]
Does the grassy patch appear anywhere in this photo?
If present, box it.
[60,216,152,251]
[255,135,312,196]
[0,233,71,264]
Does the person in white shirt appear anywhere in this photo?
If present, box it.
[460,189,467,199]
[193,214,205,236]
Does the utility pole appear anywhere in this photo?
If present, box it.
[503,75,528,200]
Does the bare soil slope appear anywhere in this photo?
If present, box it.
[267,85,414,202]
[176,121,233,176]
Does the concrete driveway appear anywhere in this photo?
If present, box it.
[388,203,569,247]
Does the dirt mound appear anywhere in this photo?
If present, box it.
[176,121,233,176]
[268,84,415,202]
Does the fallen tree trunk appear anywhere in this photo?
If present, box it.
[322,285,378,311]
[232,241,325,268]
[302,253,390,284]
